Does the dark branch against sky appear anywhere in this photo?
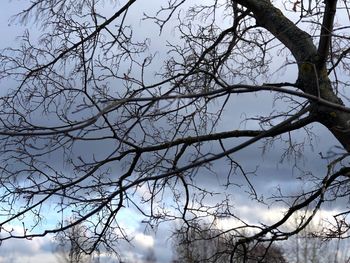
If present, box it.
[0,1,350,262]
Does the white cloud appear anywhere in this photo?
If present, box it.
[216,205,343,235]
[0,253,57,263]
[0,224,58,263]
[134,233,154,248]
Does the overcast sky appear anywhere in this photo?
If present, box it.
[0,1,348,263]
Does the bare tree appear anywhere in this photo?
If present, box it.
[285,212,331,263]
[144,248,157,263]
[172,221,287,262]
[285,211,350,263]
[1,0,350,261]
[55,219,93,263]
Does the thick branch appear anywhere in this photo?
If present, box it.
[236,0,317,62]
[235,0,350,152]
[135,114,314,154]
[317,0,338,68]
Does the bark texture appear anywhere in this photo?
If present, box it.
[237,0,350,151]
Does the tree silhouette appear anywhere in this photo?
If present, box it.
[172,221,287,262]
[0,0,350,260]
[144,248,157,263]
[55,219,94,263]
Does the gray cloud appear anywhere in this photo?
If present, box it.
[0,1,349,263]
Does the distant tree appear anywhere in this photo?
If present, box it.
[1,0,350,261]
[172,221,287,263]
[55,220,93,263]
[286,211,350,263]
[144,248,157,263]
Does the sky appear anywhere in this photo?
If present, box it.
[0,0,349,263]
[0,1,175,262]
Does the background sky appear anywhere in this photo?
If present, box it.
[0,1,348,262]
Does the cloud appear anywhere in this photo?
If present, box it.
[0,253,57,263]
[0,224,58,263]
[0,237,57,263]
[0,2,348,263]
[134,233,154,249]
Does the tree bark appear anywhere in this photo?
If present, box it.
[236,0,350,151]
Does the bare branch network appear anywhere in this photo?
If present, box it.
[0,0,350,261]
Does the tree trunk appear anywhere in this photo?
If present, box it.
[237,0,350,151]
